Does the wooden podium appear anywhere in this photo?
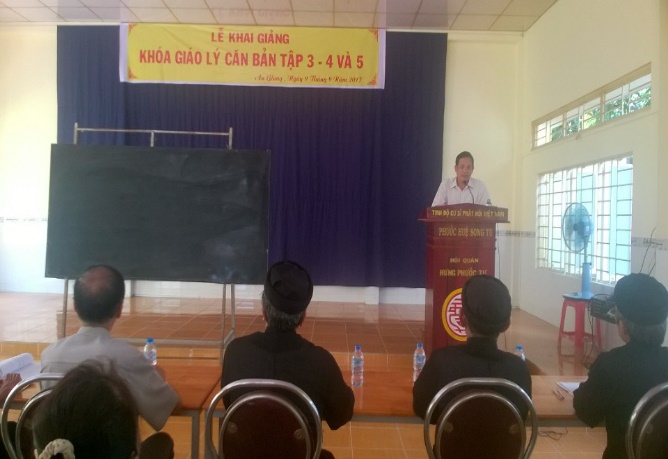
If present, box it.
[419,204,509,354]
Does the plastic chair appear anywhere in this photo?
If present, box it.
[423,377,537,459]
[204,378,323,459]
[1,373,63,459]
[626,381,668,459]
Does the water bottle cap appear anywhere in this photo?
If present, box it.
[147,337,154,343]
[354,344,361,351]
[516,345,522,350]
[417,342,423,348]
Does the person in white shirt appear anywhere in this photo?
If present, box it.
[41,265,180,459]
[431,151,491,206]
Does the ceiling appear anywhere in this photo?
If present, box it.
[0,0,557,32]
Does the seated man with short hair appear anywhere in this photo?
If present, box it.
[413,275,532,421]
[40,265,179,458]
[222,261,355,456]
[574,273,668,459]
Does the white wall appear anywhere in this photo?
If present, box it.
[0,25,62,292]
[442,33,521,304]
[514,0,667,346]
[443,33,520,213]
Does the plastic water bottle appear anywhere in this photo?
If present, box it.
[144,337,157,366]
[413,342,426,382]
[351,344,364,387]
[514,344,526,362]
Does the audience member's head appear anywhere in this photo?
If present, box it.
[261,261,313,332]
[613,273,668,346]
[73,265,125,325]
[32,361,139,459]
[460,275,512,337]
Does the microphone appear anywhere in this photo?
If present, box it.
[469,188,475,204]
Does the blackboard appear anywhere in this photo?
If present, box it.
[46,144,270,284]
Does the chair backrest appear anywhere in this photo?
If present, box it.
[627,381,668,459]
[204,378,323,459]
[1,373,63,459]
[423,377,537,459]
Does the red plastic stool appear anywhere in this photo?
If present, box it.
[558,294,602,352]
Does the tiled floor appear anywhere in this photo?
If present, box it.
[0,292,605,458]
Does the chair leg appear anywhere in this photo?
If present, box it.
[574,302,585,349]
[558,301,568,346]
[595,318,602,350]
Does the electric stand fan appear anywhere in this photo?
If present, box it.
[562,203,593,299]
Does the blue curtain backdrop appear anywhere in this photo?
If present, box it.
[56,26,446,288]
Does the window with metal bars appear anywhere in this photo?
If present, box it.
[536,156,633,283]
[533,65,651,148]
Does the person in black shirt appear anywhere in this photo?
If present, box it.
[574,273,668,459]
[222,261,354,458]
[413,275,531,421]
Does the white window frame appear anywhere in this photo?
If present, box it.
[533,65,651,149]
[537,156,633,284]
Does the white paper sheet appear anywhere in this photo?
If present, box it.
[0,353,40,379]
[557,381,581,394]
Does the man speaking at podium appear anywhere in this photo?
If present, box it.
[431,151,491,206]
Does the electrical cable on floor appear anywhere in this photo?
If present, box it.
[538,427,568,440]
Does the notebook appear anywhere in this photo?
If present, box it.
[0,353,40,379]
[557,381,581,394]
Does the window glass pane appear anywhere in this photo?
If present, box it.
[582,98,601,130]
[565,108,580,135]
[617,200,632,214]
[549,115,564,141]
[604,88,623,121]
[616,260,630,274]
[535,122,547,147]
[627,86,651,113]
[617,245,631,260]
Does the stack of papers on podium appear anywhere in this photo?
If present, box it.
[0,353,40,379]
[557,381,581,394]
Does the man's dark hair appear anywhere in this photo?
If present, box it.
[73,265,125,324]
[32,361,138,459]
[261,293,305,332]
[455,151,474,167]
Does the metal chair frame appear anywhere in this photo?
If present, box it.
[204,378,323,459]
[626,381,668,459]
[423,377,538,459]
[1,373,63,459]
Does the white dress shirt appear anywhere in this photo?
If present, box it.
[41,326,179,430]
[431,177,491,207]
